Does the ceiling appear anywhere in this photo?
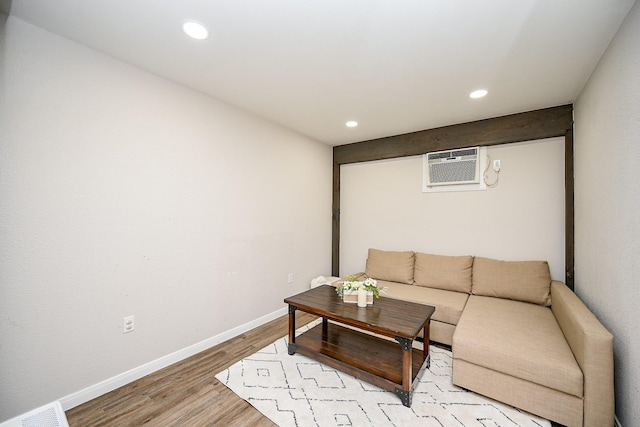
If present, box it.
[6,0,636,145]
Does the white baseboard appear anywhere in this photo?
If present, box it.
[59,307,288,411]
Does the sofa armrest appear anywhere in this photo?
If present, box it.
[551,281,614,426]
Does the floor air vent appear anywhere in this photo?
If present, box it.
[18,402,69,427]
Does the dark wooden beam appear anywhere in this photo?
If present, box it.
[331,162,341,277]
[332,104,574,282]
[334,104,573,165]
[565,129,575,290]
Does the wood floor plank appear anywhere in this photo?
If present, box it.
[65,312,317,426]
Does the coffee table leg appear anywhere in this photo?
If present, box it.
[322,317,328,341]
[423,321,431,368]
[287,305,297,355]
[395,336,413,407]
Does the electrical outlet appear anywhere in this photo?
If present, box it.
[288,273,294,284]
[493,159,501,172]
[123,315,135,333]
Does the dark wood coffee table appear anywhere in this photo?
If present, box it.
[284,285,435,407]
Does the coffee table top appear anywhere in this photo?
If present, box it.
[284,285,435,339]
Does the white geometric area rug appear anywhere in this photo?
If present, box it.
[215,321,550,427]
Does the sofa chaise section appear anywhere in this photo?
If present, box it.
[453,293,584,426]
[452,257,614,427]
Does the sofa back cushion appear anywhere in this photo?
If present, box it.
[365,248,415,284]
[414,252,473,293]
[472,256,552,306]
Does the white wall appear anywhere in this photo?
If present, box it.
[574,1,640,425]
[0,16,332,420]
[340,139,566,280]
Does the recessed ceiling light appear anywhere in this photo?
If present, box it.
[183,21,209,40]
[346,121,358,128]
[469,89,488,99]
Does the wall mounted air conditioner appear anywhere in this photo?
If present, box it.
[422,146,486,192]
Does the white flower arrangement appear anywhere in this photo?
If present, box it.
[336,275,386,299]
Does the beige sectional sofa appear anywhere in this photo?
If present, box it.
[343,248,614,427]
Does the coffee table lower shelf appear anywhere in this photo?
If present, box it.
[288,322,429,407]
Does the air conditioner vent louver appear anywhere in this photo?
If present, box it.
[424,147,480,187]
[427,148,478,160]
[429,160,477,183]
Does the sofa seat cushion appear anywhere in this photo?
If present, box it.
[377,280,469,326]
[453,295,583,398]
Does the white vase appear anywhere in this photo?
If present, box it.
[357,287,367,307]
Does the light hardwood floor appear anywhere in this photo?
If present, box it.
[65,312,317,427]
